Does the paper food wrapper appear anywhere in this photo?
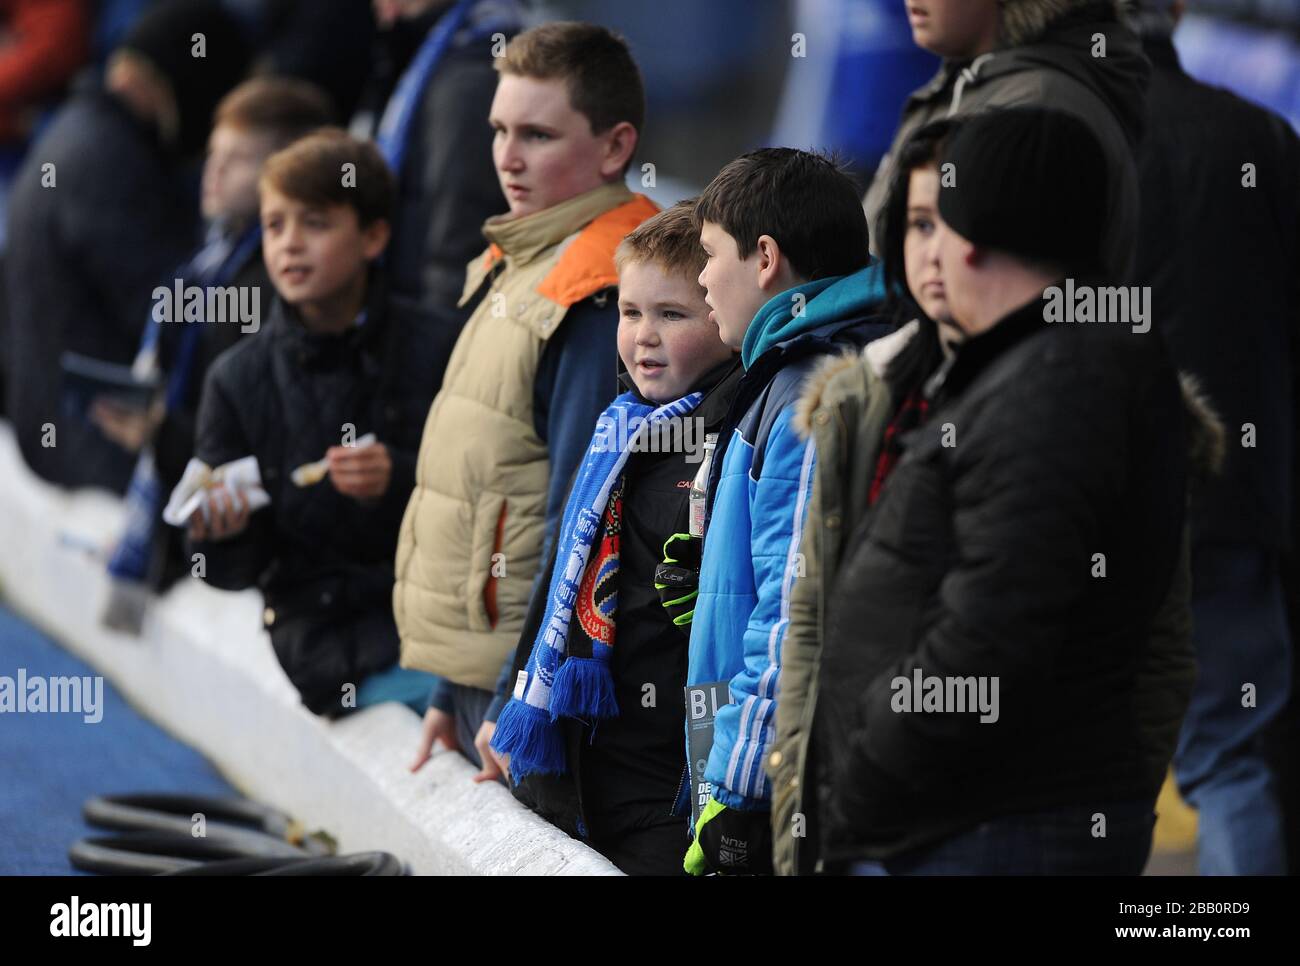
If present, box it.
[291,433,376,487]
[162,455,271,527]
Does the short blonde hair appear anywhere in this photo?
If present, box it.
[615,200,707,285]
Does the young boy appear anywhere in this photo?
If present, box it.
[184,129,452,717]
[490,202,740,875]
[684,148,892,875]
[101,77,335,603]
[396,23,659,779]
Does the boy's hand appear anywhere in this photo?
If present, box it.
[187,485,251,543]
[327,441,392,500]
[473,720,511,785]
[684,796,773,876]
[655,533,701,626]
[90,396,163,453]
[409,706,459,772]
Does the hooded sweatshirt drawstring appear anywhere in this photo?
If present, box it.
[948,53,997,116]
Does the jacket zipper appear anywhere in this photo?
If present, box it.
[483,500,507,629]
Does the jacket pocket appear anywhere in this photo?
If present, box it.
[469,495,508,632]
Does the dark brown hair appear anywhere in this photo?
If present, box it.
[259,128,394,227]
[875,120,961,393]
[877,118,961,296]
[694,148,869,281]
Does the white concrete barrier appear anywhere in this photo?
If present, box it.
[0,422,620,875]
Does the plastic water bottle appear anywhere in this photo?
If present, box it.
[689,434,718,539]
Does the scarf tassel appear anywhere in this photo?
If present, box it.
[491,698,567,778]
[548,648,619,720]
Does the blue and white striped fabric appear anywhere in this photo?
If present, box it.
[688,404,816,808]
[687,264,890,812]
[492,390,702,779]
[106,224,263,585]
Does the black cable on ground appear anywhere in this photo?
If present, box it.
[83,793,334,855]
[69,828,309,875]
[160,851,406,876]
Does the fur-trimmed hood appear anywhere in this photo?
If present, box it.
[795,325,1226,481]
[794,320,920,437]
[1180,372,1226,481]
[794,351,859,438]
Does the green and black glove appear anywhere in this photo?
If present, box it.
[654,532,700,627]
[684,796,774,876]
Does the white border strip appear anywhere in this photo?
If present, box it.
[0,422,619,876]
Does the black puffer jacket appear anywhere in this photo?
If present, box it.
[188,276,453,714]
[814,290,1192,866]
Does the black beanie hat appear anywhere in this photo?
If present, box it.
[937,107,1109,276]
[120,0,253,156]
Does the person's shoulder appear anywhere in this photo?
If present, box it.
[765,316,888,403]
[1183,75,1300,155]
[43,83,111,132]
[439,40,504,75]
[422,42,502,106]
[792,350,866,439]
[739,365,816,470]
[967,315,1167,430]
[793,319,915,439]
[767,357,825,415]
[382,289,429,328]
[550,287,619,344]
[382,290,449,360]
[29,88,140,173]
[206,321,274,391]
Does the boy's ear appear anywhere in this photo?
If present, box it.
[361,218,391,262]
[599,121,639,181]
[754,234,785,291]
